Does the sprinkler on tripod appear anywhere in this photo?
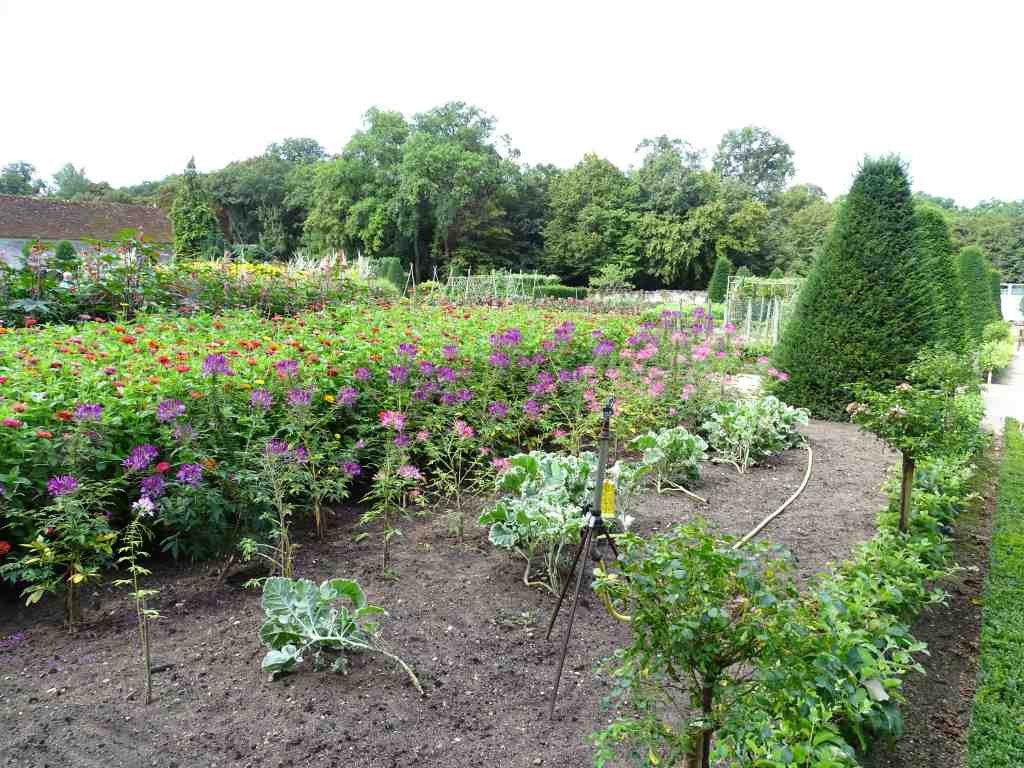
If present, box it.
[545,398,619,719]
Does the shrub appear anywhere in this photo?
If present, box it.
[53,240,78,270]
[914,205,966,352]
[707,255,732,303]
[772,157,936,418]
[701,396,808,472]
[983,320,1012,344]
[959,246,998,342]
[589,262,635,291]
[536,284,588,299]
[768,266,784,279]
[967,419,1024,767]
[374,257,407,292]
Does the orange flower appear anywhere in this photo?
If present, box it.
[175,364,190,373]
[55,410,73,422]
[35,430,53,439]
[202,457,218,470]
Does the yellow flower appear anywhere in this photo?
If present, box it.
[254,379,265,385]
[323,394,335,403]
[333,433,341,439]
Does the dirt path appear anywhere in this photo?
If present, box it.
[983,347,1024,432]
[0,421,892,768]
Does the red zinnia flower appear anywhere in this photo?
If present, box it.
[175,364,190,373]
[55,410,73,422]
[155,461,171,474]
[0,541,11,558]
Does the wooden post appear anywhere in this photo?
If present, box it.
[899,455,916,533]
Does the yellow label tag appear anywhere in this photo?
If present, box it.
[600,479,616,517]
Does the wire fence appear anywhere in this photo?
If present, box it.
[723,276,804,344]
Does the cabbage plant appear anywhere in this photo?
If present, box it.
[701,396,808,473]
[259,576,422,694]
[630,426,708,495]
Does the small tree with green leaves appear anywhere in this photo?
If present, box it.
[592,522,797,768]
[847,382,950,532]
[707,255,732,303]
[170,158,221,259]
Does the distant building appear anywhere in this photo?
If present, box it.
[1001,283,1024,323]
[0,195,172,267]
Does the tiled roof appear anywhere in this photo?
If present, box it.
[0,195,172,243]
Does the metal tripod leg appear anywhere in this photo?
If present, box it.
[548,525,595,719]
[545,525,590,641]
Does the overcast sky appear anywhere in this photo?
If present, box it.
[1,0,1021,206]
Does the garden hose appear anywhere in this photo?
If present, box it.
[596,441,814,624]
[732,442,813,550]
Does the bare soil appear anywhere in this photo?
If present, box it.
[0,421,894,768]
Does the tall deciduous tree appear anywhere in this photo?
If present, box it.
[169,158,221,258]
[0,162,46,195]
[51,163,94,199]
[712,126,795,201]
[773,157,936,418]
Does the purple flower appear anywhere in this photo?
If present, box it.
[266,438,291,456]
[387,365,409,385]
[293,445,310,464]
[442,345,458,360]
[594,339,615,356]
[338,386,358,407]
[172,422,195,442]
[488,352,510,368]
[140,474,165,499]
[488,401,509,418]
[250,389,273,410]
[397,343,418,357]
[47,475,78,497]
[354,367,371,381]
[286,388,312,408]
[274,359,300,378]
[456,387,473,403]
[132,497,156,517]
[156,399,186,423]
[453,419,475,440]
[122,444,159,472]
[340,461,362,477]
[440,392,458,406]
[523,399,541,419]
[418,361,436,376]
[489,328,521,348]
[436,366,456,383]
[202,354,233,377]
[554,321,576,343]
[397,464,423,481]
[394,433,411,447]
[176,463,203,487]
[73,403,103,422]
[379,411,407,431]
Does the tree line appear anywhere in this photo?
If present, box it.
[2,102,1022,286]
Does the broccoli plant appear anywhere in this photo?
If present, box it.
[259,576,423,694]
[701,396,808,473]
[630,426,708,498]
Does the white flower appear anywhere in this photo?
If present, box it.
[132,497,156,517]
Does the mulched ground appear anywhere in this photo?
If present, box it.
[0,421,894,768]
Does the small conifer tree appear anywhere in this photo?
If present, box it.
[707,255,732,303]
[170,158,221,259]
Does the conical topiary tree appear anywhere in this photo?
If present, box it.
[170,158,222,259]
[769,266,784,279]
[772,156,936,418]
[707,255,732,303]
[735,265,753,278]
[958,246,997,342]
[989,267,1003,319]
[913,205,966,352]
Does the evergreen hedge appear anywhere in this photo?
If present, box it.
[914,205,966,352]
[959,246,997,341]
[989,267,1003,319]
[772,157,936,418]
[707,255,732,303]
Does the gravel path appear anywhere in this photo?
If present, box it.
[983,345,1024,432]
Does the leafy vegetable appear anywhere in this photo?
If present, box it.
[258,576,422,694]
[701,395,808,472]
[630,426,707,494]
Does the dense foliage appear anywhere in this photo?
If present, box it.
[967,419,1024,768]
[169,159,222,259]
[914,205,966,352]
[773,157,937,418]
[706,255,731,303]
[958,245,1000,342]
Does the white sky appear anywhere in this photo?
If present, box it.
[1,0,1021,206]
